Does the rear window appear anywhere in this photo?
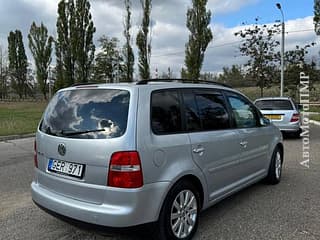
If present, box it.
[40,89,130,139]
[151,90,182,135]
[255,100,293,110]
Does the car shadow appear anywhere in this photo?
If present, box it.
[281,132,301,141]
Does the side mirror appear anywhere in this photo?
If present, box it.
[297,104,303,111]
[260,117,270,126]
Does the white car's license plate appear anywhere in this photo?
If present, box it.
[48,159,84,178]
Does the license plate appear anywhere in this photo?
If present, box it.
[264,114,282,120]
[48,159,84,178]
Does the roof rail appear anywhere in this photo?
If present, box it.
[136,78,232,88]
[70,82,100,87]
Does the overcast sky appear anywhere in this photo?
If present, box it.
[0,0,319,78]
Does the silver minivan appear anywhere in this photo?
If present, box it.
[32,80,283,240]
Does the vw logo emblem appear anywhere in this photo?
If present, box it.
[58,143,66,156]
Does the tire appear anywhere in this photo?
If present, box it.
[266,147,283,185]
[153,181,200,240]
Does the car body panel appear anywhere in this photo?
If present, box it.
[236,127,270,176]
[188,129,242,201]
[31,179,170,227]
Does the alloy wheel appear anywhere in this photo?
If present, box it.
[170,190,198,239]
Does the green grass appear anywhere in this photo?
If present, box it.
[0,102,47,136]
[235,86,279,101]
[309,105,320,113]
[310,114,320,122]
[236,83,320,102]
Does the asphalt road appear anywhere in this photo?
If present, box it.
[1,126,319,240]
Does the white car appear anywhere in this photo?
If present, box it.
[254,97,301,138]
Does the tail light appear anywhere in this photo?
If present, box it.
[107,151,143,188]
[290,113,300,122]
[34,140,38,168]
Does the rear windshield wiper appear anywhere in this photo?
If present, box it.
[59,129,106,136]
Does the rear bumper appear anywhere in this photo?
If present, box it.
[31,180,170,227]
[272,121,300,132]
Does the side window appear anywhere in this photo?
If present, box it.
[182,91,201,131]
[151,90,182,134]
[195,91,230,131]
[226,92,258,128]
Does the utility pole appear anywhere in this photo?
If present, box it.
[276,3,285,97]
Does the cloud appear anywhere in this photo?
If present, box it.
[0,0,58,58]
[208,0,259,14]
[0,0,318,78]
[150,15,320,75]
[91,1,124,41]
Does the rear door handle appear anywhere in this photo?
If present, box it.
[193,147,205,154]
[240,141,248,148]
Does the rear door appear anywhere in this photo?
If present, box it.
[224,91,271,179]
[184,89,243,201]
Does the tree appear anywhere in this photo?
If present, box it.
[218,65,246,87]
[136,0,152,80]
[283,43,317,98]
[73,0,96,83]
[28,22,53,99]
[0,46,8,99]
[314,0,320,35]
[8,30,28,98]
[55,0,75,90]
[25,64,36,97]
[184,0,213,81]
[55,0,95,90]
[234,19,281,97]
[284,43,316,66]
[200,72,219,82]
[123,0,134,82]
[94,36,124,83]
[180,67,188,79]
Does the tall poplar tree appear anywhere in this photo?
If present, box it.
[314,0,320,35]
[74,0,96,83]
[123,0,134,82]
[55,0,74,89]
[55,0,95,90]
[28,22,53,99]
[136,0,152,80]
[8,30,28,98]
[184,0,213,81]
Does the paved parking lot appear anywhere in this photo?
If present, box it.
[0,126,319,240]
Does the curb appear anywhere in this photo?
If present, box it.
[310,120,320,126]
[0,133,35,142]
